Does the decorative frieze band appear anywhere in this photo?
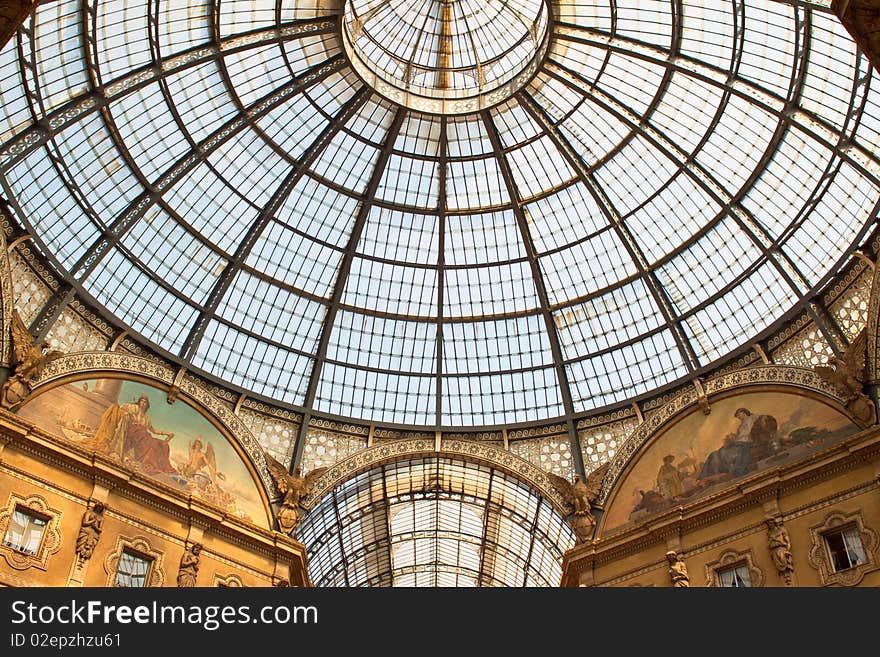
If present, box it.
[300,438,569,513]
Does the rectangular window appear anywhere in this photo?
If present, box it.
[114,549,153,587]
[717,563,751,587]
[825,526,866,572]
[2,506,48,556]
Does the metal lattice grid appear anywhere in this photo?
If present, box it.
[297,456,575,587]
[0,0,877,437]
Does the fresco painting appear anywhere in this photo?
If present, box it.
[18,378,266,527]
[603,391,860,531]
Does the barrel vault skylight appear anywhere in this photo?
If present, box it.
[298,456,575,586]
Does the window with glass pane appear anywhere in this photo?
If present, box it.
[2,506,48,555]
[716,562,752,587]
[114,549,153,587]
[825,526,867,572]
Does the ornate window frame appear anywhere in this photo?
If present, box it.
[103,535,165,587]
[213,573,244,587]
[808,510,878,586]
[704,549,765,587]
[0,493,62,571]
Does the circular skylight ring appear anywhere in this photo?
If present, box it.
[342,0,552,114]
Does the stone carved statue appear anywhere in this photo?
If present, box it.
[814,329,875,424]
[767,517,794,585]
[176,542,201,587]
[546,463,610,544]
[666,550,690,588]
[75,501,105,560]
[264,452,327,536]
[1,308,63,408]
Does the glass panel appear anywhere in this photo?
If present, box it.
[298,458,574,587]
[3,507,47,555]
[1,0,878,430]
[827,526,868,572]
[718,563,752,587]
[114,550,152,588]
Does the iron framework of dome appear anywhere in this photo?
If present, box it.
[1,0,879,445]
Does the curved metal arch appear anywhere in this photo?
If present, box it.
[540,62,815,295]
[434,116,448,426]
[550,60,871,359]
[0,15,342,172]
[552,21,880,188]
[179,86,372,362]
[515,90,702,376]
[299,437,571,515]
[298,450,574,587]
[537,59,876,356]
[289,107,408,470]
[1,2,872,448]
[481,108,586,475]
[68,55,346,284]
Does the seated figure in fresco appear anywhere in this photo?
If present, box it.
[697,408,778,482]
[91,395,177,475]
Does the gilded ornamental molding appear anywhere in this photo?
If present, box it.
[299,437,569,513]
[0,202,15,368]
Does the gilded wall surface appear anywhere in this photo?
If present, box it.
[562,383,880,587]
[0,404,308,587]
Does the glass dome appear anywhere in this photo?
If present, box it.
[342,0,551,112]
[0,0,878,431]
